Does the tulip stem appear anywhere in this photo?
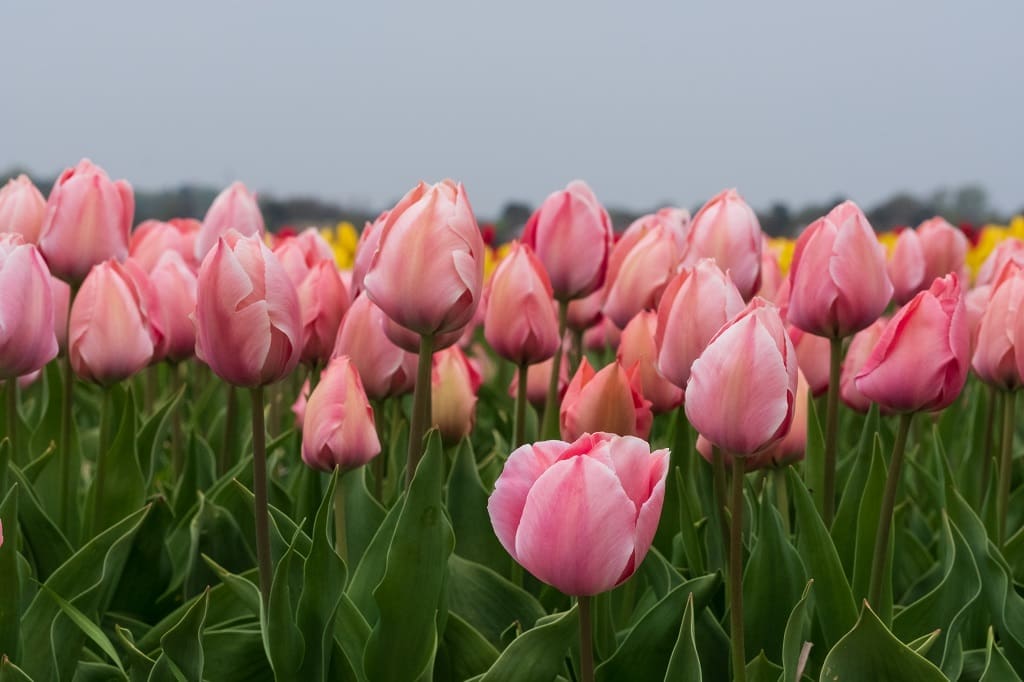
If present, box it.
[250,386,273,610]
[89,387,114,537]
[980,386,998,506]
[569,328,583,376]
[221,385,238,476]
[729,456,746,682]
[514,363,529,447]
[868,412,913,609]
[407,334,435,488]
[712,446,731,563]
[577,595,595,682]
[822,335,842,528]
[334,471,348,565]
[171,364,184,479]
[998,390,1017,547]
[773,467,790,536]
[59,337,76,535]
[540,301,569,440]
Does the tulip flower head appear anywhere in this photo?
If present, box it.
[431,346,481,444]
[0,234,59,379]
[301,356,381,472]
[839,318,887,413]
[560,358,652,441]
[483,242,560,366]
[974,270,1024,390]
[332,293,417,400]
[194,182,265,262]
[130,218,201,272]
[0,174,47,243]
[617,311,683,414]
[682,188,762,300]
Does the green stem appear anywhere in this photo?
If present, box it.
[773,467,790,536]
[334,472,348,565]
[5,379,18,462]
[822,336,842,527]
[171,364,184,478]
[867,412,913,608]
[540,301,569,440]
[514,363,528,447]
[980,386,998,506]
[569,328,583,376]
[712,446,731,561]
[59,342,76,533]
[998,390,1017,547]
[89,387,114,537]
[578,594,595,682]
[673,407,702,525]
[221,385,238,476]
[250,386,272,610]
[729,455,746,682]
[406,334,435,488]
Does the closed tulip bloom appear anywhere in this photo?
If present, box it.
[509,350,570,408]
[756,246,784,302]
[655,259,745,390]
[887,228,927,305]
[297,261,349,365]
[121,258,169,363]
[603,222,680,328]
[130,218,200,272]
[789,326,831,397]
[583,316,622,352]
[839,318,887,413]
[0,174,47,243]
[194,182,265,261]
[977,238,1024,287]
[291,379,310,429]
[431,346,481,444]
[350,211,388,296]
[0,235,59,378]
[566,286,605,332]
[487,432,669,596]
[149,252,198,362]
[194,231,302,387]
[484,242,560,366]
[51,275,70,352]
[975,271,1024,390]
[787,202,892,338]
[917,217,968,286]
[383,319,463,354]
[38,159,134,284]
[522,180,614,301]
[301,356,381,472]
[69,260,156,384]
[274,228,336,288]
[363,180,485,337]
[682,189,762,300]
[561,359,652,441]
[685,298,798,455]
[855,274,968,413]
[964,284,991,353]
[617,312,683,413]
[332,293,416,399]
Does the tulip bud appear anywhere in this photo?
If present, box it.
[603,221,680,328]
[0,235,58,378]
[788,326,830,397]
[0,174,47,243]
[351,211,388,297]
[509,350,569,408]
[274,228,337,288]
[297,261,349,365]
[756,246,784,302]
[965,285,991,353]
[887,228,927,305]
[194,182,265,262]
[51,275,70,352]
[682,189,762,300]
[560,359,652,441]
[566,286,605,333]
[431,346,481,444]
[121,258,169,363]
[974,271,1024,390]
[332,293,416,400]
[130,218,200,272]
[617,312,682,414]
[483,242,560,366]
[583,316,622,352]
[301,356,381,472]
[977,238,1024,287]
[917,217,968,286]
[839,318,887,413]
[149,252,198,362]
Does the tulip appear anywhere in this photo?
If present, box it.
[431,346,481,444]
[331,293,416,400]
[682,189,762,300]
[0,235,59,379]
[383,319,463,354]
[0,174,47,243]
[508,351,569,408]
[603,221,680,328]
[301,356,381,472]
[974,271,1024,391]
[149,252,198,362]
[839,318,887,413]
[38,159,134,284]
[350,211,388,296]
[617,312,682,414]
[964,285,991,354]
[484,242,560,366]
[977,238,1024,287]
[51,276,71,352]
[756,246,784,302]
[194,231,302,387]
[582,316,622,352]
[560,359,652,441]
[274,227,336,288]
[122,258,170,363]
[194,182,265,261]
[887,228,927,305]
[297,261,349,365]
[917,217,968,286]
[130,218,200,272]
[566,286,605,333]
[788,326,830,397]
[291,379,310,429]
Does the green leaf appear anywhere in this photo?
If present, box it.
[340,467,385,571]
[261,532,305,680]
[906,629,941,658]
[673,466,706,578]
[202,624,273,682]
[202,556,262,617]
[447,438,507,575]
[0,656,33,682]
[802,393,826,516]
[7,462,71,579]
[780,580,813,682]
[333,594,371,682]
[437,612,500,681]
[345,492,402,624]
[744,652,782,682]
[850,436,892,623]
[0,486,21,661]
[980,626,1022,682]
[663,593,701,682]
[832,405,880,571]
[479,605,578,682]
[447,555,546,648]
[157,588,209,682]
[84,387,146,538]
[114,626,155,682]
[38,583,123,670]
[137,382,185,485]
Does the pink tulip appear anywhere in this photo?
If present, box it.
[788,326,831,397]
[351,211,388,296]
[194,182,265,262]
[383,319,463,354]
[509,351,569,408]
[917,217,968,286]
[38,159,134,284]
[887,228,927,305]
[0,235,58,378]
[566,286,605,332]
[121,259,170,363]
[617,312,683,414]
[69,260,156,384]
[484,242,560,366]
[965,285,991,353]
[560,359,652,441]
[332,293,416,400]
[291,379,310,429]
[839,318,887,413]
[977,239,1024,287]
[975,271,1024,390]
[787,201,892,338]
[685,298,798,455]
[363,180,485,338]
[522,180,614,301]
[301,356,381,472]
[130,218,200,272]
[487,432,669,596]
[431,346,481,444]
[682,189,762,300]
[297,261,349,365]
[655,259,745,390]
[50,275,71,352]
[194,231,301,387]
[855,274,968,413]
[756,245,784,302]
[621,208,690,254]
[149,252,198,362]
[583,316,621,352]
[603,221,680,328]
[273,228,336,288]
[0,174,47,243]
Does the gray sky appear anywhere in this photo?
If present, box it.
[2,1,1022,218]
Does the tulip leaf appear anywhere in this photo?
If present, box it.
[479,604,578,682]
[744,652,782,682]
[261,531,305,680]
[340,467,385,571]
[0,486,21,661]
[345,487,402,624]
[0,656,33,682]
[137,382,185,485]
[202,624,273,682]
[436,612,500,681]
[84,387,146,538]
[447,554,546,648]
[447,438,507,575]
[850,436,892,622]
[781,580,813,682]
[8,462,72,579]
[832,405,880,573]
[980,627,1022,682]
[802,394,826,522]
[151,587,209,682]
[115,625,156,680]
[38,582,124,671]
[663,593,701,682]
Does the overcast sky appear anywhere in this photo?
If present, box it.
[2,1,1022,218]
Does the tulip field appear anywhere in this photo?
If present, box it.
[4,164,1024,682]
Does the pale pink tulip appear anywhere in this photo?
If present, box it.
[297,261,349,365]
[603,221,680,328]
[887,228,927,305]
[682,189,762,300]
[0,174,47,243]
[431,346,481,444]
[788,325,831,397]
[149,252,198,362]
[975,270,1024,390]
[977,239,1024,287]
[273,228,336,288]
[331,293,416,400]
[566,286,605,332]
[193,182,265,261]
[0,235,58,378]
[130,218,200,272]
[351,211,388,296]
[301,356,381,472]
[484,242,560,366]
[839,318,887,413]
[917,217,968,285]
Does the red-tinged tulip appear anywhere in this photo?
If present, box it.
[69,260,156,384]
[194,182,265,261]
[487,432,669,596]
[522,180,614,301]
[0,174,46,243]
[839,318,887,413]
[965,285,991,352]
[484,242,560,366]
[332,293,416,400]
[787,202,892,338]
[363,180,485,337]
[917,217,968,286]
[194,231,301,387]
[0,235,58,378]
[509,351,569,408]
[566,286,604,332]
[789,325,830,397]
[351,211,388,296]
[301,356,381,472]
[655,259,745,390]
[977,239,1024,287]
[855,274,969,413]
[685,298,798,455]
[603,221,680,328]
[38,159,134,284]
[130,218,200,272]
[149,252,198,362]
[682,188,762,300]
[431,346,481,444]
[560,358,652,441]
[51,276,70,351]
[297,261,349,365]
[617,312,683,413]
[274,228,336,287]
[583,316,621,352]
[887,228,927,305]
[975,271,1024,390]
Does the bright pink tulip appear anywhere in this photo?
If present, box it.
[788,326,830,397]
[194,231,301,387]
[855,274,968,413]
[431,346,481,444]
[0,174,47,243]
[977,239,1024,287]
[274,228,336,288]
[566,286,605,332]
[509,351,569,408]
[682,189,762,300]
[38,159,134,284]
[487,432,669,596]
[297,261,349,365]
[655,259,745,390]
[194,182,265,261]
[603,221,680,328]
[301,356,381,472]
[887,228,927,305]
[149,252,198,362]
[839,318,887,413]
[332,293,416,400]
[130,218,200,272]
[363,180,485,338]
[0,235,58,378]
[522,180,613,301]
[685,298,798,455]
[351,211,388,296]
[484,242,560,366]
[975,271,1024,390]
[787,201,892,338]
[51,276,70,352]
[560,359,652,441]
[617,312,683,414]
[917,217,968,286]
[69,260,156,385]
